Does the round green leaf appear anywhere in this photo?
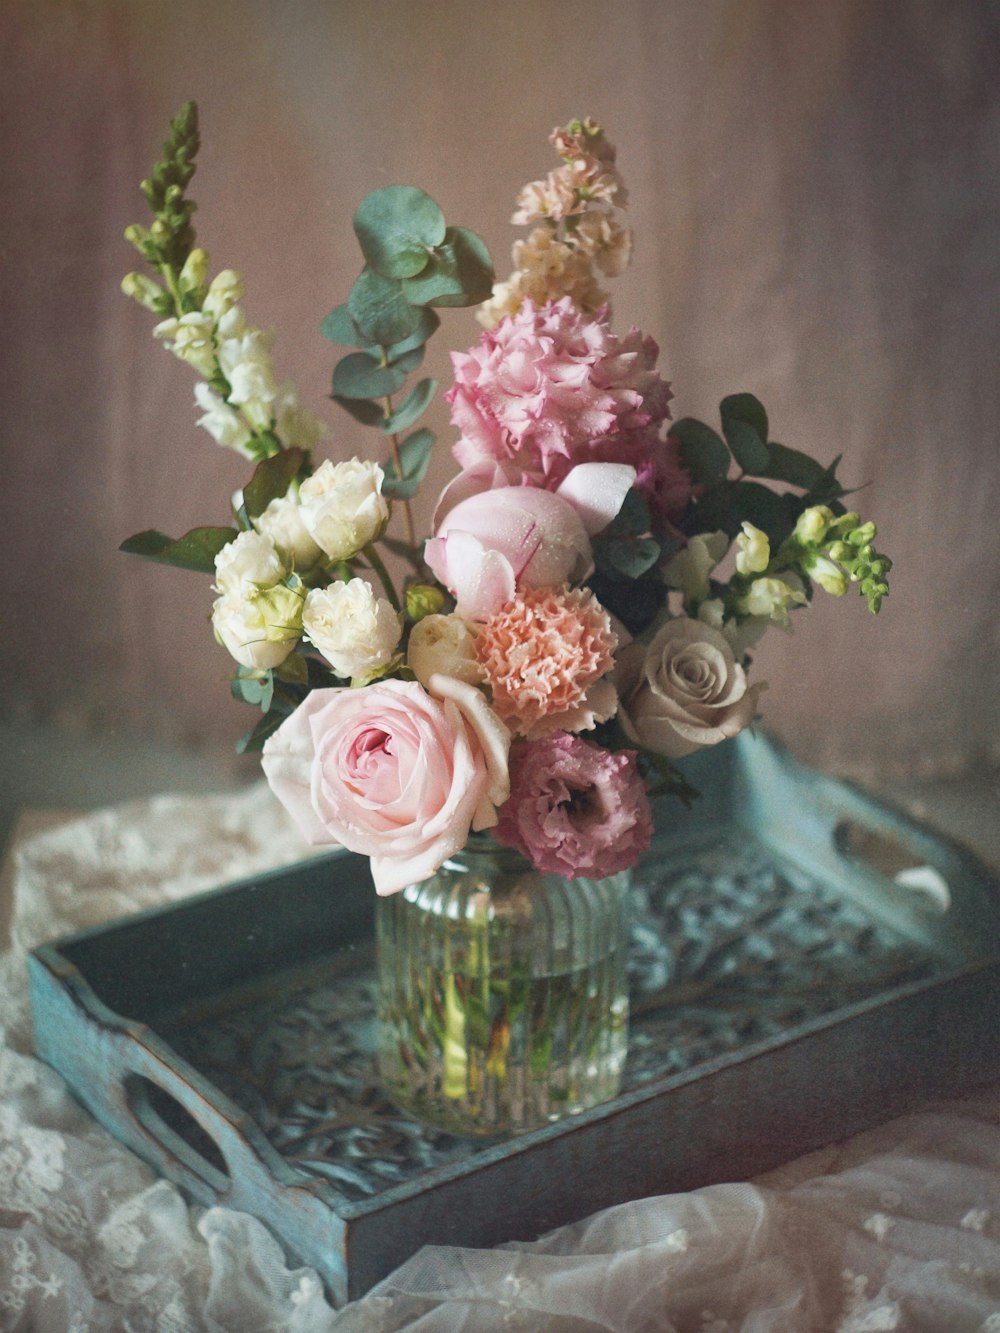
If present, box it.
[403,227,494,307]
[319,302,375,349]
[332,351,409,400]
[354,186,447,279]
[347,267,423,346]
[669,418,731,485]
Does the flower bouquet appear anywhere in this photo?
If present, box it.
[122,105,891,1133]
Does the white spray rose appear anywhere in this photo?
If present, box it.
[735,522,770,575]
[211,582,303,670]
[407,614,484,689]
[615,616,766,760]
[298,458,390,562]
[663,531,729,604]
[193,382,254,457]
[214,530,288,596]
[253,494,324,571]
[302,579,402,680]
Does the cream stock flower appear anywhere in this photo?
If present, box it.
[407,614,484,689]
[297,458,389,562]
[302,578,401,680]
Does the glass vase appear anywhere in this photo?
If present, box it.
[375,836,631,1137]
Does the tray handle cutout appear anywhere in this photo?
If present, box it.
[833,820,951,912]
[124,1072,231,1195]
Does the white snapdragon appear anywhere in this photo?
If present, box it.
[663,531,729,604]
[805,553,849,596]
[794,505,835,545]
[153,311,217,377]
[253,493,323,571]
[273,384,327,453]
[302,579,401,680]
[214,530,288,596]
[298,458,390,562]
[203,269,245,321]
[193,382,254,457]
[216,321,278,429]
[738,573,808,628]
[407,614,484,689]
[698,599,771,656]
[735,522,770,576]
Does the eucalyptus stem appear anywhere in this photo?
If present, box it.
[382,393,417,549]
[364,542,401,612]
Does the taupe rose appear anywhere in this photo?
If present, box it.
[614,617,765,759]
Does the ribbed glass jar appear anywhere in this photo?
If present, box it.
[375,837,631,1136]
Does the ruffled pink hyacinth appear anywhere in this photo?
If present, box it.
[496,732,652,879]
[447,298,673,488]
[476,585,618,738]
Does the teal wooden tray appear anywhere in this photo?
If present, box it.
[28,734,1000,1306]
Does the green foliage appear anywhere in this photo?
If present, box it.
[319,303,375,349]
[354,186,447,278]
[127,102,200,278]
[231,666,274,711]
[670,418,730,484]
[402,227,494,306]
[331,348,423,400]
[593,489,661,578]
[347,267,425,346]
[720,394,770,474]
[382,428,435,499]
[242,447,307,519]
[381,378,437,433]
[119,525,233,573]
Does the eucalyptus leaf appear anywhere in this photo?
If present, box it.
[119,525,234,572]
[725,418,770,474]
[386,307,440,358]
[720,393,769,445]
[761,441,829,491]
[236,709,288,754]
[605,487,651,536]
[402,227,494,307]
[332,351,410,400]
[331,394,386,427]
[381,378,437,434]
[243,447,306,518]
[354,186,447,279]
[231,667,274,711]
[319,303,375,349]
[382,427,435,499]
[596,534,661,578]
[669,418,730,484]
[347,267,423,346]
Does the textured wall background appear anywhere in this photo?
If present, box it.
[3,0,999,786]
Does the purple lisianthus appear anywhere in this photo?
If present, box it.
[495,732,652,879]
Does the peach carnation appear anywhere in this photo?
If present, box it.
[476,585,618,738]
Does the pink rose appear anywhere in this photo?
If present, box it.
[495,732,652,879]
[261,677,510,895]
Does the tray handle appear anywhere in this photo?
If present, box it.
[123,1067,232,1197]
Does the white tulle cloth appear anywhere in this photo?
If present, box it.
[1,787,999,1332]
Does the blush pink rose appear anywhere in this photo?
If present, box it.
[261,677,510,895]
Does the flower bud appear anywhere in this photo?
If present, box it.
[406,583,447,622]
[214,529,288,595]
[121,272,168,314]
[794,505,834,545]
[805,554,848,596]
[203,269,245,321]
[735,522,770,576]
[253,493,324,571]
[179,247,209,295]
[848,521,877,546]
[738,574,808,627]
[407,613,484,689]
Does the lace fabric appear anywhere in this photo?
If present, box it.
[1,788,998,1331]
